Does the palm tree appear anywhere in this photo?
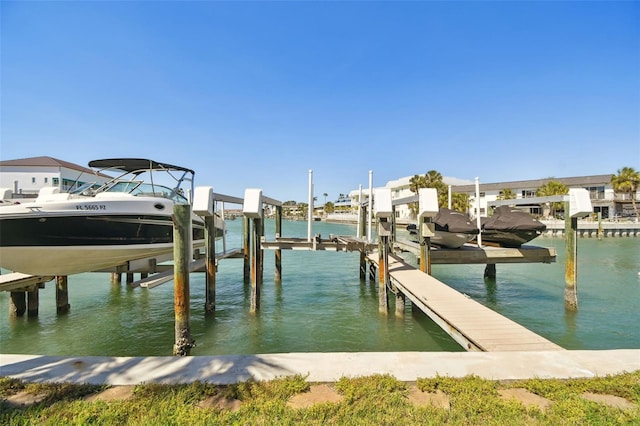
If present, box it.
[409,174,426,195]
[451,193,470,213]
[536,180,569,218]
[323,192,328,205]
[611,167,640,218]
[424,170,443,188]
[497,188,516,200]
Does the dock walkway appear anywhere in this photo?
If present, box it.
[0,273,53,292]
[370,253,564,352]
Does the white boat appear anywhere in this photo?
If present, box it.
[0,158,225,276]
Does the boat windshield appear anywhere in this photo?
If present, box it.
[69,182,103,196]
[103,181,188,204]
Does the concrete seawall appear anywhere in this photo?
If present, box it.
[541,220,640,237]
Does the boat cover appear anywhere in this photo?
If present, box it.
[88,158,195,175]
[482,206,546,232]
[434,208,479,234]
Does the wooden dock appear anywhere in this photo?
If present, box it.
[393,240,556,264]
[0,273,53,292]
[369,253,564,352]
[261,235,377,252]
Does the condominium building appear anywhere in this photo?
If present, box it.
[0,156,111,199]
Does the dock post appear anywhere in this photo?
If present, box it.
[243,216,251,282]
[172,204,195,356]
[275,205,282,282]
[9,291,26,317]
[564,201,579,310]
[391,206,397,248]
[56,276,70,314]
[395,292,405,318]
[375,190,393,314]
[484,264,496,279]
[110,272,122,285]
[126,273,134,285]
[418,188,438,275]
[419,217,433,275]
[205,215,217,314]
[250,216,263,312]
[27,287,39,317]
[378,220,389,313]
[359,204,367,280]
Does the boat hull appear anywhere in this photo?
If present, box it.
[0,243,201,276]
[431,231,476,249]
[0,199,221,275]
[480,230,542,248]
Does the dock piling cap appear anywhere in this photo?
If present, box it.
[243,188,263,218]
[193,186,214,216]
[374,188,393,218]
[569,188,592,218]
[419,188,438,219]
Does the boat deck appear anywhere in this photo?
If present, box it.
[370,253,564,352]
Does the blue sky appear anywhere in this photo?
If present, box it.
[2,1,638,202]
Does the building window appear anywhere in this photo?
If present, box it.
[32,177,36,184]
[44,177,48,183]
[585,186,605,200]
[522,190,536,198]
[52,178,59,186]
[479,192,485,197]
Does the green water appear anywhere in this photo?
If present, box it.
[1,220,638,356]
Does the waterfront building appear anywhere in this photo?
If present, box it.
[0,156,111,199]
[452,175,635,220]
[342,174,637,221]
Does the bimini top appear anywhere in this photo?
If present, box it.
[88,158,195,175]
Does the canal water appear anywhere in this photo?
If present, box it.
[1,219,638,356]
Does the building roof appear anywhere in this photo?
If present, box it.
[385,175,474,188]
[0,156,98,176]
[452,174,614,193]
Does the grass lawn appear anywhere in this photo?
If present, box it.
[2,372,639,425]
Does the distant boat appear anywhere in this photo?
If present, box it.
[407,208,479,249]
[480,205,546,247]
[0,158,225,276]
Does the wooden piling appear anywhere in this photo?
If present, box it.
[564,203,578,310]
[173,204,195,356]
[275,205,282,282]
[205,215,217,314]
[56,276,70,314]
[9,291,26,317]
[111,272,122,285]
[395,291,405,318]
[359,205,367,280]
[484,264,496,279]
[419,219,432,275]
[250,217,263,313]
[27,287,39,317]
[243,216,251,282]
[378,218,389,314]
